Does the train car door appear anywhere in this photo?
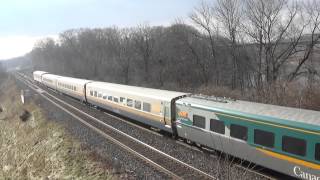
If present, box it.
[162,101,171,126]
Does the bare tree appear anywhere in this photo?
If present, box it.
[216,0,242,89]
[59,29,89,77]
[31,38,58,73]
[243,0,307,86]
[288,0,320,81]
[118,29,134,84]
[133,24,155,83]
[190,1,220,86]
[0,62,6,74]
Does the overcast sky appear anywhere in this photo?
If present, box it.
[0,0,200,60]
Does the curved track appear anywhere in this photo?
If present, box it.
[16,73,216,180]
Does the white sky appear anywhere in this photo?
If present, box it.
[0,0,200,60]
[0,35,56,60]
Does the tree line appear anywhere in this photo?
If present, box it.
[30,0,320,109]
[0,62,7,85]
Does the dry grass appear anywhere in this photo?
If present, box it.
[0,76,116,179]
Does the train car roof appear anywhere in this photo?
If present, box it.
[57,76,92,85]
[33,71,48,75]
[42,74,63,78]
[177,96,320,131]
[88,82,189,102]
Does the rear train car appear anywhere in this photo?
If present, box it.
[56,77,91,102]
[175,95,320,178]
[86,82,188,133]
[33,71,48,83]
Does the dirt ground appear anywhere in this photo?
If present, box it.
[0,76,117,179]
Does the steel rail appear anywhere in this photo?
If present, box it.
[16,73,215,180]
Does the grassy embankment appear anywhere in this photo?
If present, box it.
[0,76,117,179]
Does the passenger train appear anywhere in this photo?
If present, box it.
[33,71,320,179]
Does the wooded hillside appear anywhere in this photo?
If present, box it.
[29,0,320,110]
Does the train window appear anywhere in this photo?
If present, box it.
[230,124,247,141]
[113,97,119,103]
[134,100,141,110]
[282,136,306,156]
[94,91,97,97]
[210,119,225,134]
[193,115,205,129]
[103,95,107,100]
[315,144,320,161]
[127,99,133,107]
[254,129,274,148]
[98,93,102,98]
[120,97,125,103]
[143,102,151,112]
[74,86,77,91]
[108,96,113,101]
[90,91,93,96]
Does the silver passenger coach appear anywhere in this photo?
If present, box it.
[56,77,92,102]
[86,82,188,132]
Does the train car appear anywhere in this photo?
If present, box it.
[86,82,188,133]
[41,74,62,90]
[33,70,320,178]
[33,71,48,83]
[56,77,92,102]
[175,95,320,178]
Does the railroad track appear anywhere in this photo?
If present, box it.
[16,73,215,180]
